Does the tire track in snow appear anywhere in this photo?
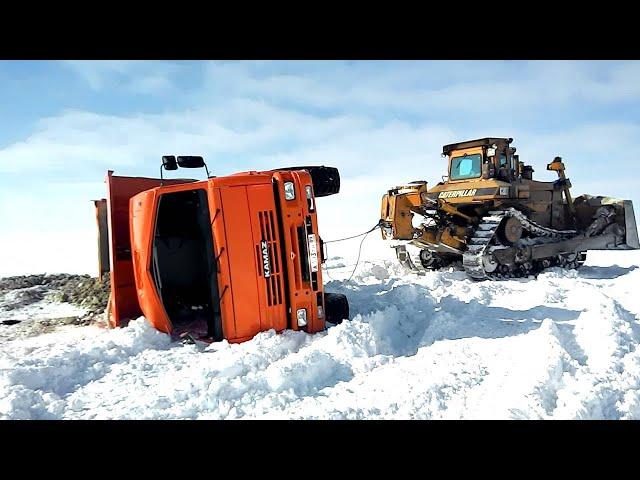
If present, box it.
[549,292,640,419]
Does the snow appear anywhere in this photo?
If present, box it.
[1,245,639,419]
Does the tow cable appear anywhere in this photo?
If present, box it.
[323,220,384,283]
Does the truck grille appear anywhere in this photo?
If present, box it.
[257,210,283,306]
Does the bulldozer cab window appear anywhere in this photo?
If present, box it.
[500,153,516,171]
[498,153,516,181]
[450,154,482,180]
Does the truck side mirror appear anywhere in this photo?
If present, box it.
[177,156,211,178]
[161,155,211,184]
[162,155,178,171]
[177,156,205,168]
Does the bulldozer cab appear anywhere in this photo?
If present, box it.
[444,137,517,184]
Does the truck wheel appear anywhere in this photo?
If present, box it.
[277,166,341,197]
[324,292,349,325]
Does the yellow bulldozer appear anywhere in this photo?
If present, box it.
[380,137,639,279]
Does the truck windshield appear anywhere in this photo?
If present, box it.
[450,154,482,180]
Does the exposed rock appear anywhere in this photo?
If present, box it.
[1,286,47,310]
[58,316,79,325]
[1,320,21,326]
[0,274,110,331]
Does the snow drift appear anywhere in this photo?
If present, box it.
[1,248,639,419]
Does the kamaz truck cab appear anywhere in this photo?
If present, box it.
[94,156,348,343]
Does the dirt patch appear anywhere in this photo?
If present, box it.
[0,274,111,328]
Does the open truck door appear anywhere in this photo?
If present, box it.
[95,171,194,328]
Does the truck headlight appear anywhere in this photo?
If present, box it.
[296,308,307,327]
[305,185,314,211]
[284,182,296,200]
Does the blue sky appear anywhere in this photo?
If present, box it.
[1,60,639,276]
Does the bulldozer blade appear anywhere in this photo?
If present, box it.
[623,200,640,249]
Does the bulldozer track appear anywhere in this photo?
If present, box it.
[463,211,506,279]
[396,208,586,279]
[501,208,576,240]
[463,208,580,280]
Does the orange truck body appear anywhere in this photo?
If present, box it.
[96,167,335,343]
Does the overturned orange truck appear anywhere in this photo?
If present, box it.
[94,156,349,343]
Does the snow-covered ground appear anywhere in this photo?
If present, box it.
[1,245,639,419]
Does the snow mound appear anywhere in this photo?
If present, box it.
[1,251,639,419]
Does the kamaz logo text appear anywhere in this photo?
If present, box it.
[261,241,271,278]
[438,189,477,199]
